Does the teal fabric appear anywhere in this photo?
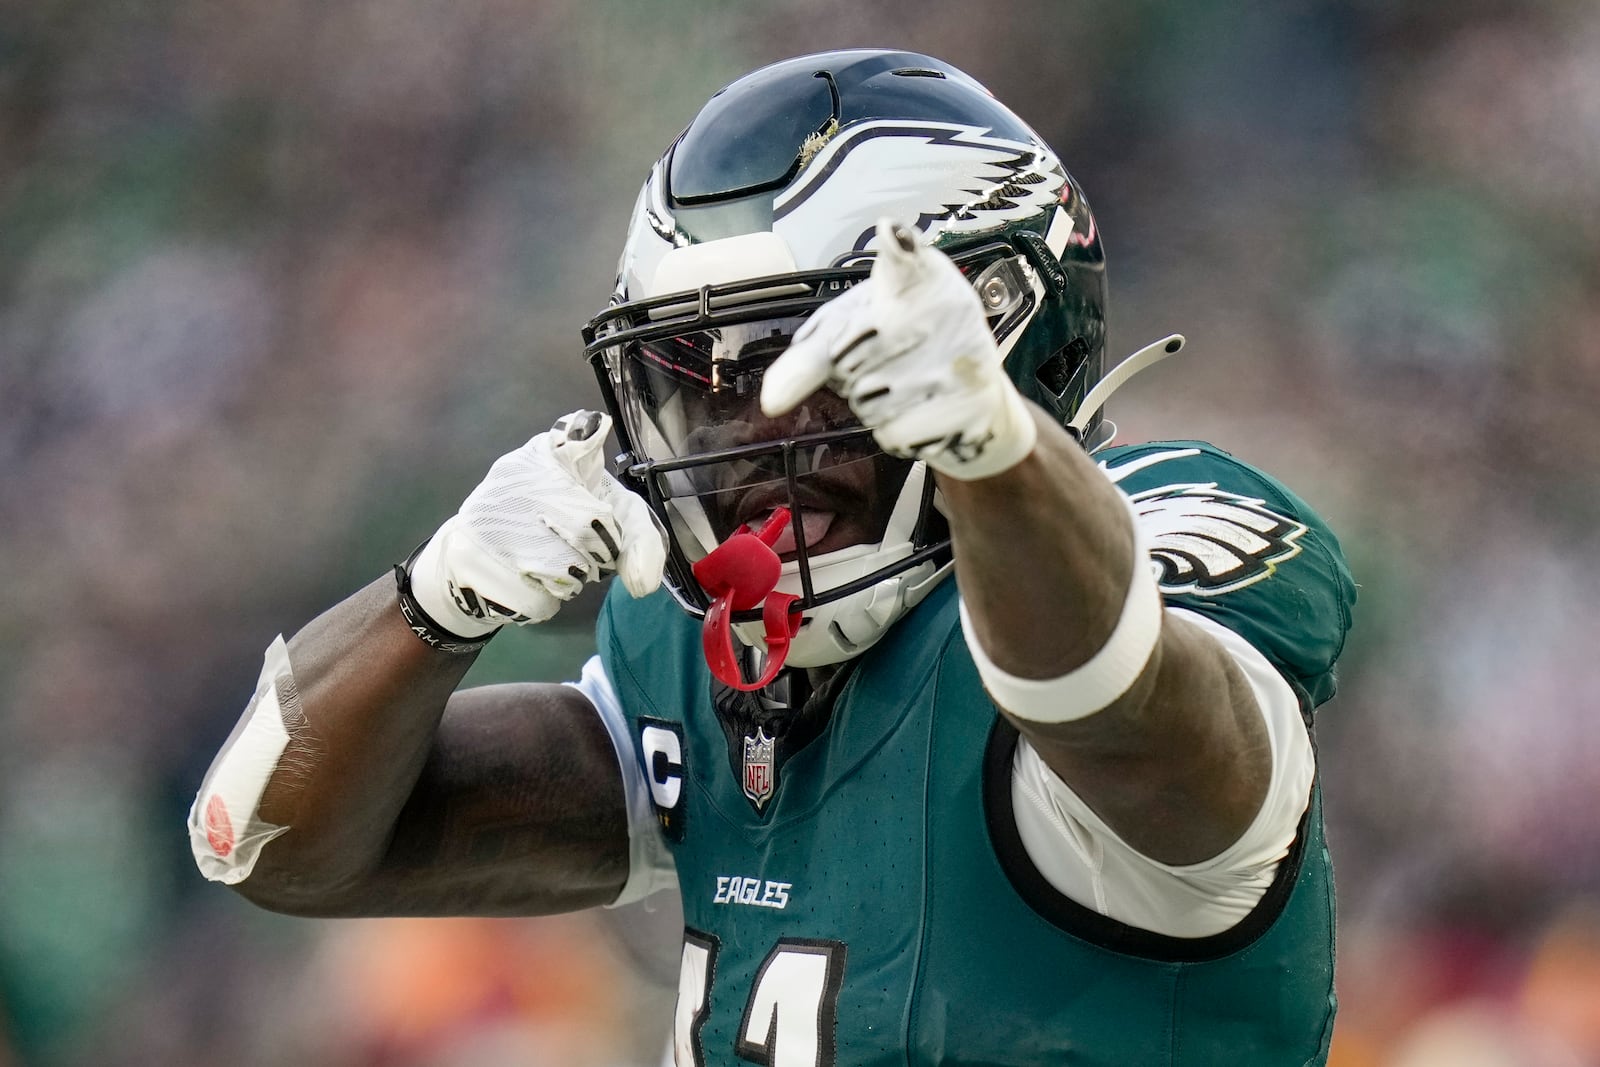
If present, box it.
[597,443,1355,1065]
[1099,441,1357,708]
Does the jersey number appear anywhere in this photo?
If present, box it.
[675,931,847,1066]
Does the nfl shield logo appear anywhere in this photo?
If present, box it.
[742,728,777,809]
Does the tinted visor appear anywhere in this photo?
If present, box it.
[613,317,913,554]
[586,243,1032,583]
[619,317,849,457]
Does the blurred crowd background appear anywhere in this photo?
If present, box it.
[3,0,1600,1064]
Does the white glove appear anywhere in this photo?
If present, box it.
[409,410,666,635]
[760,218,1038,481]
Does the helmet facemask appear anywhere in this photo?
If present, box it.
[584,240,1055,671]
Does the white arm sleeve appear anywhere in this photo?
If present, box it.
[565,655,678,907]
[1009,607,1315,938]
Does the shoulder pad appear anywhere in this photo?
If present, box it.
[1098,442,1356,708]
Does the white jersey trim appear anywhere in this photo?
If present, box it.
[566,655,678,906]
[1010,607,1315,938]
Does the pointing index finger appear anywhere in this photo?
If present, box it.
[760,330,833,416]
[870,217,931,296]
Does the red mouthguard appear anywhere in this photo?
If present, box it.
[691,508,802,691]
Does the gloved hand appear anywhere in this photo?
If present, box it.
[408,410,666,636]
[760,218,1037,481]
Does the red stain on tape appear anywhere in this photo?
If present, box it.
[205,795,235,857]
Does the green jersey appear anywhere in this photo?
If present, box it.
[596,442,1356,1066]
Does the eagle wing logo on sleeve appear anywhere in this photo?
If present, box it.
[1129,483,1309,596]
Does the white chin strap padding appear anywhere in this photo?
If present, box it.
[1069,334,1186,438]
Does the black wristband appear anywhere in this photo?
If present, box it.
[393,540,497,654]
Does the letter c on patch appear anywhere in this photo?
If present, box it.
[641,724,683,809]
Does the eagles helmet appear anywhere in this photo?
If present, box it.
[583,49,1127,673]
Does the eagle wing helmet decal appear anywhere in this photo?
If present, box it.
[1130,483,1309,596]
[772,121,1068,262]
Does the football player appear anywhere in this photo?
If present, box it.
[192,50,1356,1066]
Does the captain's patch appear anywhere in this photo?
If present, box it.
[1130,483,1308,596]
[639,718,687,842]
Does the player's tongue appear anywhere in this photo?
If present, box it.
[765,509,834,555]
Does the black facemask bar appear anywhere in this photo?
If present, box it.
[582,240,1029,367]
[581,239,1033,623]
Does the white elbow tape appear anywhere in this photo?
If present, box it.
[960,510,1163,723]
[187,635,298,884]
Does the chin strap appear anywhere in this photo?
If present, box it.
[692,508,802,692]
[1068,334,1187,439]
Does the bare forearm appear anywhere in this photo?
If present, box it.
[939,406,1268,862]
[252,683,632,917]
[939,406,1140,681]
[212,575,633,917]
[241,575,480,899]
